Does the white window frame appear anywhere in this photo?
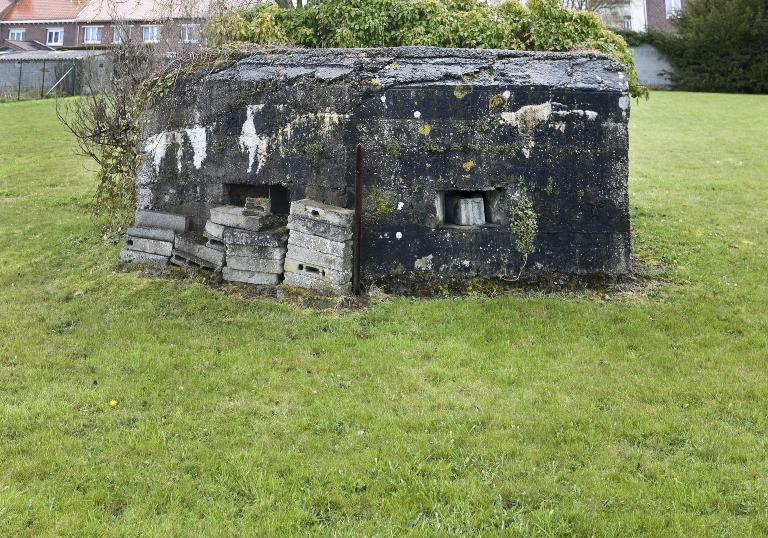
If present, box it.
[46,27,64,47]
[8,28,26,41]
[82,26,103,45]
[112,25,133,44]
[179,23,200,44]
[141,25,161,44]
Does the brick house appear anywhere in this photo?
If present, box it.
[595,0,685,32]
[0,0,228,52]
[0,0,83,50]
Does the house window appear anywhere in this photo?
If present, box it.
[112,25,132,44]
[46,28,64,46]
[83,26,103,44]
[8,28,26,41]
[142,25,161,43]
[665,0,682,17]
[179,23,200,44]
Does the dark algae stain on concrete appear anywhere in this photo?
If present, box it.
[135,47,631,285]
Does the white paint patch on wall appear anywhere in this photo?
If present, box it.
[501,102,553,130]
[185,126,207,169]
[239,104,268,174]
[552,109,598,120]
[144,131,173,172]
[145,128,209,172]
[274,110,349,156]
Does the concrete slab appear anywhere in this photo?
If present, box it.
[283,270,351,295]
[127,226,176,243]
[288,230,352,258]
[222,228,289,247]
[124,236,174,257]
[209,205,286,231]
[284,244,352,272]
[170,252,218,270]
[135,210,189,232]
[174,234,225,267]
[291,199,354,227]
[446,196,486,226]
[284,257,351,285]
[243,197,271,215]
[287,215,353,242]
[204,220,225,240]
[226,256,284,274]
[223,267,281,285]
[120,248,170,265]
[207,239,226,252]
[227,244,287,260]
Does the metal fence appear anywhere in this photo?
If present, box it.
[0,51,111,102]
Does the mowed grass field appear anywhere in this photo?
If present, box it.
[1,92,767,536]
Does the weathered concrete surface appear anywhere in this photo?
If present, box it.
[124,236,173,257]
[226,255,284,273]
[209,205,285,231]
[288,230,353,258]
[223,267,281,285]
[226,244,287,260]
[136,47,631,279]
[135,210,189,232]
[290,199,355,227]
[287,215,353,242]
[283,258,352,285]
[173,234,225,268]
[446,196,485,226]
[283,268,352,294]
[222,228,289,247]
[284,244,352,272]
[120,249,170,265]
[127,226,176,243]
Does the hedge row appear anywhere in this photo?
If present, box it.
[653,0,768,94]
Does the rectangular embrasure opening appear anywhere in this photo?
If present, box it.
[436,188,505,227]
[224,183,290,214]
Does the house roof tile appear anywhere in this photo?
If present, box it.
[2,0,86,21]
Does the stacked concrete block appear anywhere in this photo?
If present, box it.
[171,233,225,270]
[208,205,284,232]
[283,199,355,295]
[222,228,288,285]
[120,210,189,266]
[197,200,289,285]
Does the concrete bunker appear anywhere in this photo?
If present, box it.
[122,47,631,293]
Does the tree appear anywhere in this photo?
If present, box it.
[653,0,768,93]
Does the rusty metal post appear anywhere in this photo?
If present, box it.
[17,61,22,101]
[40,60,46,99]
[352,144,364,295]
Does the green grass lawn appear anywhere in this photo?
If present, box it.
[1,92,767,536]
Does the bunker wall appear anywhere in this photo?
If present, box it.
[136,47,631,279]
